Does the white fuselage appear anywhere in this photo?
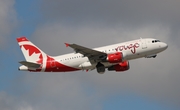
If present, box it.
[17,37,168,72]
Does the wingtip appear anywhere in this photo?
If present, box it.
[65,43,70,47]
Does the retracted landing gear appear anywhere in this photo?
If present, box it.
[145,54,157,58]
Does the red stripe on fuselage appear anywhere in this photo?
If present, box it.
[45,56,80,72]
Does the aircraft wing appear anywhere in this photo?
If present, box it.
[19,61,41,69]
[65,43,107,60]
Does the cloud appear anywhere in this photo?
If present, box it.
[17,73,101,110]
[0,91,33,110]
[0,0,17,49]
[32,23,131,55]
[39,0,180,46]
[40,0,180,25]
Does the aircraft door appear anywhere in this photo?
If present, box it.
[141,39,147,49]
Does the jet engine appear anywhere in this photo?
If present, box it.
[108,61,130,72]
[107,52,124,63]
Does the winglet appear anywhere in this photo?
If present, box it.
[65,43,70,47]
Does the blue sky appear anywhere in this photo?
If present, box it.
[15,0,40,36]
[0,0,180,110]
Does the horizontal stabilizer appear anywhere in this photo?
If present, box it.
[19,61,41,69]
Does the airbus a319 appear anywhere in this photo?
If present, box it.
[17,37,168,74]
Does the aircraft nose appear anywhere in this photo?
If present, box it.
[162,42,168,50]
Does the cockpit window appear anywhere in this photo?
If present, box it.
[156,40,160,42]
[152,40,160,43]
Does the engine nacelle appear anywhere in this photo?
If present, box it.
[107,52,123,63]
[108,61,130,72]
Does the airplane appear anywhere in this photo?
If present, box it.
[17,37,168,74]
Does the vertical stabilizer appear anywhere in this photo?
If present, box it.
[16,37,47,64]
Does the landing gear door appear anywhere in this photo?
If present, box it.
[141,39,147,49]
